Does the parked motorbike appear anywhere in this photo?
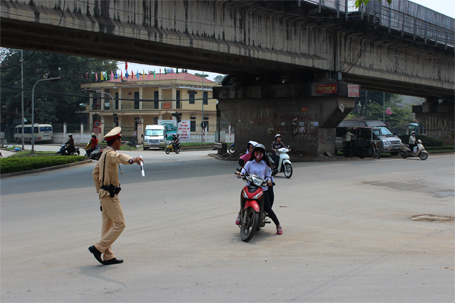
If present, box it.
[55,144,80,156]
[237,171,271,242]
[165,142,180,154]
[268,146,293,178]
[356,140,381,159]
[400,140,428,160]
[228,143,235,154]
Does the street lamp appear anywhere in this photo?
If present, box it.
[31,76,61,153]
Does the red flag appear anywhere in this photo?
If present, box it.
[121,70,123,79]
[111,71,114,80]
[96,72,98,81]
[125,62,128,70]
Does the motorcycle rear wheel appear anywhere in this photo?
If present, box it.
[401,152,407,159]
[284,163,293,178]
[165,147,170,154]
[229,146,235,154]
[240,208,259,242]
[419,152,428,160]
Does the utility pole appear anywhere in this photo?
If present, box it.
[21,50,24,150]
[201,71,205,144]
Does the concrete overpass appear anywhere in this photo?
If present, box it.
[1,0,454,153]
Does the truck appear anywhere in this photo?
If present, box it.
[336,120,402,155]
[143,125,166,150]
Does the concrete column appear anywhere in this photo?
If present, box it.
[214,81,357,156]
[100,88,105,110]
[159,85,162,109]
[118,87,122,110]
[139,86,143,109]
[172,84,176,109]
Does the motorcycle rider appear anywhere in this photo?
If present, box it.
[171,134,180,151]
[60,134,75,155]
[235,144,282,235]
[271,134,290,173]
[409,131,417,153]
[86,133,98,157]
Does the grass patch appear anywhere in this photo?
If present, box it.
[9,150,56,157]
[0,155,86,174]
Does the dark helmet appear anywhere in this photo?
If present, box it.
[253,143,266,154]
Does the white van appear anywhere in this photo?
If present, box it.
[336,120,402,155]
[143,125,166,150]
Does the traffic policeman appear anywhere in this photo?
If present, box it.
[89,127,143,265]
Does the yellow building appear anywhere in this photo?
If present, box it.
[79,71,219,140]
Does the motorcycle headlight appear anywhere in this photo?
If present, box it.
[242,189,249,199]
[252,192,263,200]
[382,140,390,146]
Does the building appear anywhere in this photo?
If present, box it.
[79,70,219,141]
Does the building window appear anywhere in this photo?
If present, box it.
[134,92,140,109]
[154,117,158,125]
[176,90,181,109]
[189,91,196,104]
[92,94,98,110]
[115,92,119,110]
[154,91,159,109]
[203,91,208,105]
[190,116,196,132]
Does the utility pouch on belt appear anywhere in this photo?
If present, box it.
[101,184,122,198]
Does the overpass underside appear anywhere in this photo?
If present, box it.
[1,0,453,151]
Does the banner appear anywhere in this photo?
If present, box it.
[158,120,177,140]
[178,120,191,141]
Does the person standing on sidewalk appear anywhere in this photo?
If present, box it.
[89,127,143,265]
[345,130,354,157]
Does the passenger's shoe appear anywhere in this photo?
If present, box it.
[276,225,283,235]
[235,213,241,225]
[103,258,123,265]
[88,245,103,265]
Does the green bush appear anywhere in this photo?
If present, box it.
[398,135,443,147]
[0,156,86,174]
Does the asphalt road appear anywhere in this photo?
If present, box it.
[1,150,454,302]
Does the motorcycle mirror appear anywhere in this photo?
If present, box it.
[238,159,245,167]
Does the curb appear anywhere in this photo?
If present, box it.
[0,159,93,178]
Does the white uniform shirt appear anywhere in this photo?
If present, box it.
[409,135,416,145]
[345,131,353,141]
[241,159,272,191]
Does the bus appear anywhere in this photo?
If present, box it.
[14,124,53,144]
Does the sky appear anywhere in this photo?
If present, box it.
[120,0,454,80]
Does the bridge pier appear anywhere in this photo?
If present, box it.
[214,81,357,156]
[413,101,455,145]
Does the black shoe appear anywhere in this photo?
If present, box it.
[88,245,103,265]
[103,258,123,265]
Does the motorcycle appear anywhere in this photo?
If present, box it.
[55,144,80,156]
[237,171,271,242]
[400,140,428,160]
[165,141,180,154]
[228,143,235,154]
[88,146,103,160]
[268,146,293,178]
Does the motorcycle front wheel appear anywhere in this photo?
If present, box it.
[55,152,62,156]
[419,152,428,160]
[175,148,180,154]
[165,147,170,154]
[284,163,293,178]
[240,208,259,242]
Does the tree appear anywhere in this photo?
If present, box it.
[213,75,227,84]
[355,0,392,8]
[0,49,117,128]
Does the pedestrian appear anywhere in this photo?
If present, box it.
[409,131,417,153]
[345,129,354,157]
[89,127,143,265]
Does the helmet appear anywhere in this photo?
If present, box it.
[275,134,281,139]
[68,134,72,137]
[253,143,266,153]
[248,140,257,147]
[411,131,416,134]
[91,133,96,137]
[417,139,422,143]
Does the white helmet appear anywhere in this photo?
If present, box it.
[248,140,257,147]
[417,139,422,143]
[275,134,281,139]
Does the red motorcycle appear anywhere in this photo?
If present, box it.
[237,171,271,242]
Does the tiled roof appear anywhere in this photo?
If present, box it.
[107,72,215,84]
